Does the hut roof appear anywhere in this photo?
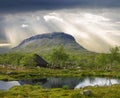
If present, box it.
[34,54,48,67]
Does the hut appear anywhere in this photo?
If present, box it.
[34,54,48,67]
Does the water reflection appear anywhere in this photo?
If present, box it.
[0,81,20,90]
[42,77,80,89]
[75,77,120,89]
[0,77,120,91]
[20,77,80,89]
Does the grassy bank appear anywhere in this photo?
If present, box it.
[0,67,120,81]
[0,84,120,98]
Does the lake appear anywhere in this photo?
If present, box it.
[0,77,120,90]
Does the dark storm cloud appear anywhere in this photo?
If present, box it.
[0,0,119,13]
[0,31,6,42]
[0,17,7,42]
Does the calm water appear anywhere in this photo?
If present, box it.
[0,77,120,90]
[0,81,20,90]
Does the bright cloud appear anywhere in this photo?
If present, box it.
[21,24,29,28]
[44,12,63,22]
[0,8,120,52]
[0,43,11,47]
[84,13,110,23]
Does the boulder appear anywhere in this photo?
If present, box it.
[81,90,92,96]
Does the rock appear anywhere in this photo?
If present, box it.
[6,72,16,75]
[81,90,92,96]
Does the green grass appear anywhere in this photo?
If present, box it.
[1,67,120,80]
[0,84,120,98]
[1,67,120,97]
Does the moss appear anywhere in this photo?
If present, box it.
[1,67,120,80]
[1,84,120,98]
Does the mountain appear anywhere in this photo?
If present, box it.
[13,32,87,53]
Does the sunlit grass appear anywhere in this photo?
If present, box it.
[1,67,120,81]
[0,84,120,98]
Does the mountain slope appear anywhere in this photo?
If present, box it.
[13,32,87,53]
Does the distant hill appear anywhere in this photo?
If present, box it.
[13,32,87,53]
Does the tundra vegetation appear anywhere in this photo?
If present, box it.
[0,46,120,97]
[0,84,120,98]
[0,46,120,70]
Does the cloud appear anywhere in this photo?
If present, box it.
[0,9,120,52]
[83,13,110,23]
[21,24,29,28]
[44,13,63,22]
[0,0,120,13]
[0,1,119,52]
[0,43,11,47]
[0,17,8,43]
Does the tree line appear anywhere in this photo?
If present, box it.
[0,46,120,70]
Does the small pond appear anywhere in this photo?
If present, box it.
[0,77,120,90]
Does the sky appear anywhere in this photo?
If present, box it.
[0,0,120,52]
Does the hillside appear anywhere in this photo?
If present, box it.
[13,32,87,53]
